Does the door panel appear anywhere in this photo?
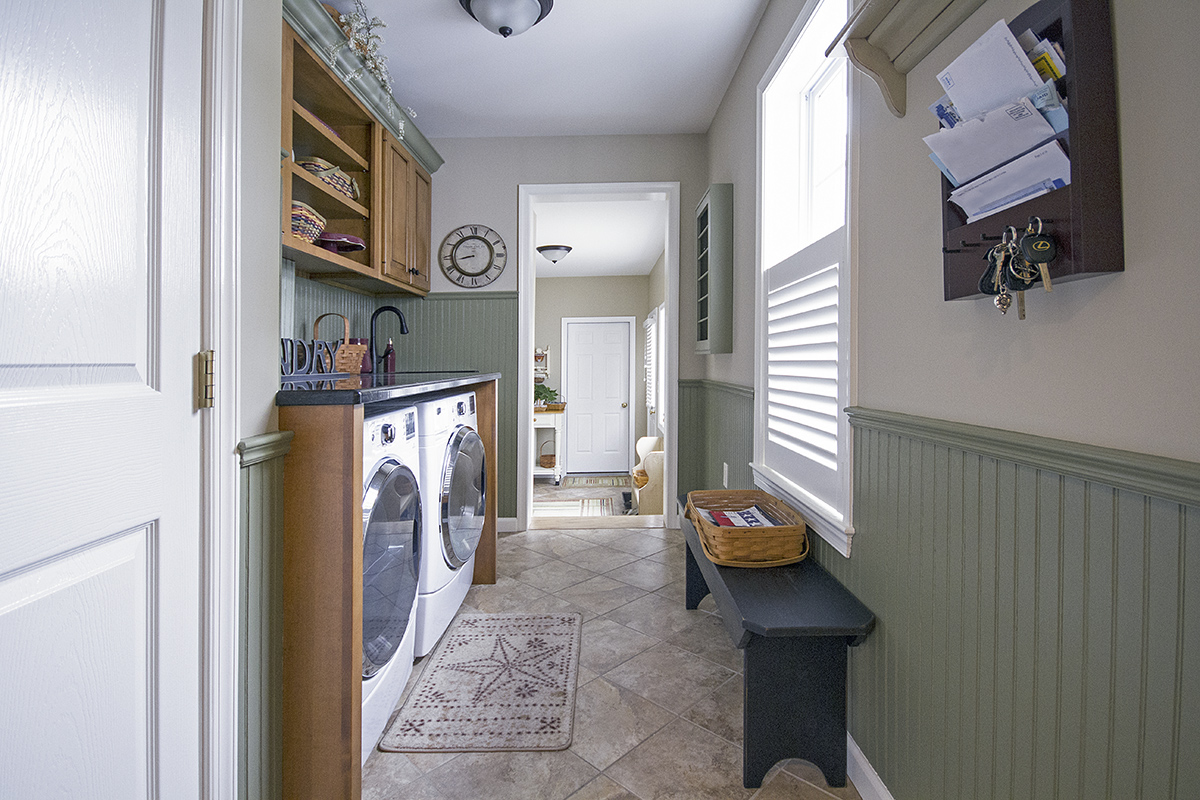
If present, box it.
[565,321,631,473]
[0,0,203,795]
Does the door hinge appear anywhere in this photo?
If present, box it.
[198,350,215,408]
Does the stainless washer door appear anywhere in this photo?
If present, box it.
[361,458,421,679]
[438,426,487,570]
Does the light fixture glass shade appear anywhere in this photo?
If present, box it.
[464,0,546,38]
[537,245,572,263]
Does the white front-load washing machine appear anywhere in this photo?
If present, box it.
[360,404,422,764]
[413,391,486,656]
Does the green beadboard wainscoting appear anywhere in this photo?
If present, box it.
[814,408,1200,800]
[289,272,519,518]
[236,431,293,800]
[677,379,754,495]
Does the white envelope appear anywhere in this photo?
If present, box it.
[937,20,1045,121]
[949,141,1071,221]
[923,96,1056,184]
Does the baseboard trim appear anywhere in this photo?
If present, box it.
[497,517,519,533]
[848,734,894,800]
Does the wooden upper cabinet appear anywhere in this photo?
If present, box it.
[378,129,433,293]
[282,17,436,296]
[410,163,432,292]
[380,130,412,283]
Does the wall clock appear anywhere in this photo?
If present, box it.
[438,224,508,288]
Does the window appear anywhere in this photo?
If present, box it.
[754,0,855,555]
[644,303,666,433]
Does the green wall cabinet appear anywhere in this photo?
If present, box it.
[695,183,733,355]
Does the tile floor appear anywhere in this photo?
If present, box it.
[362,523,863,800]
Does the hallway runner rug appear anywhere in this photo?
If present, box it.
[379,613,582,752]
[561,475,631,488]
[531,498,615,517]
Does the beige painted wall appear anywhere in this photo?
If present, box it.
[241,0,284,436]
[535,275,651,437]
[427,134,708,382]
[707,0,1200,462]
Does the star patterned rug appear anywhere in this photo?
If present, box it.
[379,613,582,752]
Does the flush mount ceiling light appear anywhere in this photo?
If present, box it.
[458,0,553,38]
[537,245,572,264]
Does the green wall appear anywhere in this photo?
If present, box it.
[818,409,1200,800]
[290,273,519,518]
[677,379,754,496]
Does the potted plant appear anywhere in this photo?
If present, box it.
[534,384,560,410]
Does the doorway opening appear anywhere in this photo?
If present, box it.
[517,183,680,531]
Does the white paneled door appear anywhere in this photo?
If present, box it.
[0,0,204,797]
[564,319,633,474]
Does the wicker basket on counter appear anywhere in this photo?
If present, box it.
[313,313,366,374]
[685,490,809,567]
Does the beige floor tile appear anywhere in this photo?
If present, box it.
[603,557,685,591]
[579,617,659,673]
[495,544,556,577]
[462,575,549,614]
[754,767,858,800]
[604,593,704,641]
[563,545,643,574]
[399,749,462,775]
[604,532,673,558]
[603,643,735,714]
[362,749,422,792]
[512,558,599,592]
[604,718,757,800]
[780,760,863,800]
[643,544,685,565]
[520,592,602,622]
[651,578,688,604]
[554,575,648,615]
[569,677,674,770]
[666,613,743,672]
[519,532,599,559]
[424,749,597,800]
[681,674,744,746]
[565,775,639,800]
[364,774,452,799]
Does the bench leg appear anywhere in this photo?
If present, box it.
[684,539,710,610]
[742,635,848,789]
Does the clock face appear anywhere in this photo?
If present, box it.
[439,225,507,287]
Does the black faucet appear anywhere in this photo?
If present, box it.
[369,305,408,372]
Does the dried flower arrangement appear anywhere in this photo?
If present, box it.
[338,0,392,94]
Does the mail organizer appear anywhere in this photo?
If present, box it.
[939,0,1123,300]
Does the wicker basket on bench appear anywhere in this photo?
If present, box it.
[685,490,809,567]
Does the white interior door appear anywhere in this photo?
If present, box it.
[0,1,204,797]
[564,319,633,474]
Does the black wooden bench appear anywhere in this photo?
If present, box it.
[680,501,875,788]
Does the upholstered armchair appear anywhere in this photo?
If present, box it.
[631,436,664,515]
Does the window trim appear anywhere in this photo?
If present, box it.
[753,0,860,557]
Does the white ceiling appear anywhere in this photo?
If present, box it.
[326,0,768,275]
[336,0,770,139]
[532,196,669,277]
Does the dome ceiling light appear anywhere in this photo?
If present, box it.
[458,0,553,38]
[536,245,572,264]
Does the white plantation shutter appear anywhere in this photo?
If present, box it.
[759,226,847,529]
[754,0,853,554]
[767,263,838,471]
[643,310,657,414]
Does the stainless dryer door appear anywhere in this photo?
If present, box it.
[438,426,487,570]
[361,458,421,679]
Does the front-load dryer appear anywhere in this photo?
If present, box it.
[413,391,486,656]
[360,404,422,764]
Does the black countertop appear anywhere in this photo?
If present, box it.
[275,371,501,406]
